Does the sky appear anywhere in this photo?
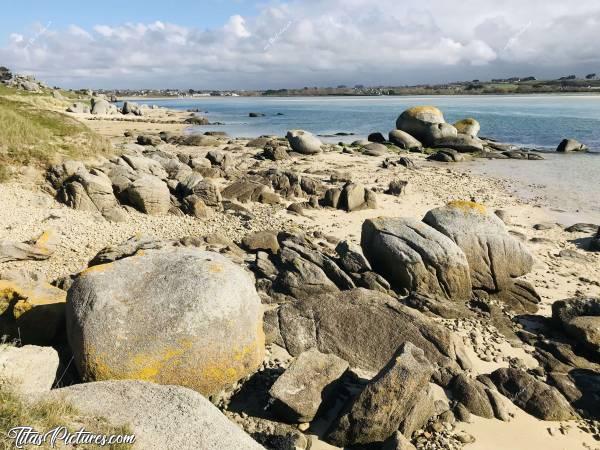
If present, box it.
[1,0,600,90]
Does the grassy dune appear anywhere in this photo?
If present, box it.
[0,383,132,450]
[0,85,112,180]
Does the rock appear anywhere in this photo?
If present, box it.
[368,132,386,143]
[399,383,449,437]
[362,143,388,156]
[552,297,600,351]
[246,137,271,148]
[0,345,59,395]
[339,182,376,212]
[184,116,209,125]
[45,380,265,450]
[385,180,408,196]
[327,342,434,447]
[249,112,266,117]
[451,374,494,418]
[125,175,171,215]
[263,146,290,161]
[335,240,371,273]
[182,195,210,218]
[0,231,55,263]
[427,148,464,162]
[91,98,112,115]
[322,188,342,209]
[221,179,269,203]
[58,170,126,221]
[361,217,472,301]
[453,118,480,137]
[591,228,600,251]
[383,432,417,450]
[67,102,90,114]
[121,101,143,116]
[286,130,322,155]
[557,139,588,153]
[565,223,599,233]
[396,106,457,146]
[137,135,162,146]
[433,134,484,153]
[388,129,423,151]
[182,135,219,146]
[423,201,535,310]
[0,280,66,345]
[489,368,576,420]
[185,179,222,207]
[66,248,265,395]
[275,289,470,373]
[242,231,280,254]
[269,348,349,422]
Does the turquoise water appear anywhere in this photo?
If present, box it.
[132,95,600,151]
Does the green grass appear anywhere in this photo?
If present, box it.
[0,86,111,178]
[0,383,133,450]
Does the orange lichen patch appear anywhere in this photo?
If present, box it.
[447,200,487,215]
[33,230,55,253]
[80,262,114,276]
[403,106,444,122]
[208,263,224,273]
[455,118,478,126]
[0,280,66,310]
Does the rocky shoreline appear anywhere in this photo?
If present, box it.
[1,102,599,450]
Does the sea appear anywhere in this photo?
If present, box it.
[129,94,600,223]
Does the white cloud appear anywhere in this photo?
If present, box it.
[1,0,600,88]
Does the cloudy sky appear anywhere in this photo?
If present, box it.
[1,0,599,89]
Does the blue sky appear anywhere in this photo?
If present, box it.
[1,0,599,89]
[0,0,259,43]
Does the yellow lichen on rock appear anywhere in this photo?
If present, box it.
[447,200,487,215]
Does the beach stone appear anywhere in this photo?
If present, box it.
[0,345,59,395]
[322,188,342,209]
[269,348,349,422]
[388,129,423,150]
[552,297,600,351]
[339,182,376,211]
[451,374,494,418]
[274,288,470,373]
[453,118,480,137]
[182,195,210,218]
[423,201,534,297]
[427,149,464,162]
[91,98,112,115]
[386,179,408,196]
[246,137,271,148]
[122,154,168,179]
[433,134,484,153]
[489,368,576,420]
[399,383,449,437]
[0,231,55,264]
[66,248,265,395]
[242,231,280,254]
[368,132,386,143]
[286,130,322,155]
[58,170,126,221]
[361,217,472,301]
[121,101,143,116]
[67,102,90,114]
[396,106,457,146]
[335,240,371,273]
[383,432,417,450]
[221,179,269,203]
[125,175,171,215]
[327,342,434,447]
[362,143,388,156]
[0,279,66,345]
[45,380,265,450]
[557,139,588,153]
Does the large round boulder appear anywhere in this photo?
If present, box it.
[395,106,457,146]
[286,130,323,155]
[66,248,265,395]
[556,139,588,153]
[361,217,472,301]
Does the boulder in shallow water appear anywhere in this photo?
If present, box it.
[286,130,322,155]
[453,118,480,137]
[396,106,457,146]
[556,138,588,153]
[66,248,265,395]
